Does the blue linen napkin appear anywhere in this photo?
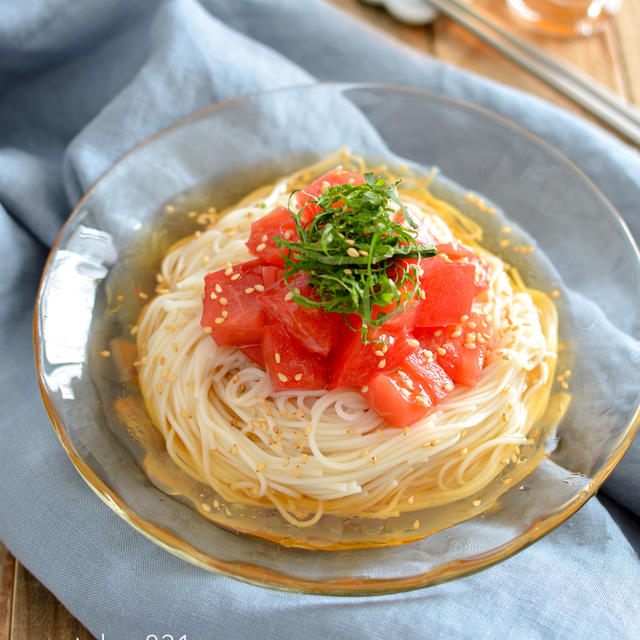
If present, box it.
[1,1,639,638]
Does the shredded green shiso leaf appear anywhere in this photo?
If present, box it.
[275,173,437,340]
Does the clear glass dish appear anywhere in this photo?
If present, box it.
[35,84,640,594]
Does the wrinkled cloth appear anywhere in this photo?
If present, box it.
[1,1,639,638]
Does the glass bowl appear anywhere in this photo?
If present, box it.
[35,83,640,594]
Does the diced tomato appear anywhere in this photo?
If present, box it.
[329,326,397,390]
[239,344,265,368]
[361,332,455,428]
[416,312,491,387]
[437,242,491,293]
[362,371,431,428]
[261,324,327,391]
[385,333,454,404]
[201,260,266,346]
[372,280,420,333]
[246,206,298,266]
[294,168,365,225]
[416,257,476,327]
[259,275,342,356]
[262,265,284,288]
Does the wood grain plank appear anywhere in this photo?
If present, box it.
[432,3,623,124]
[0,543,16,640]
[10,561,93,640]
[475,0,624,91]
[612,0,640,105]
[331,0,633,135]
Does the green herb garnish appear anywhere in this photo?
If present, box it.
[275,173,437,341]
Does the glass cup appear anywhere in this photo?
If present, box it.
[506,0,622,36]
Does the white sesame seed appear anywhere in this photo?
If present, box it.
[294,373,303,381]
[360,385,369,393]
[214,317,225,324]
[256,243,266,252]
[254,284,264,292]
[230,273,240,281]
[224,267,233,276]
[245,287,255,294]
[261,234,268,242]
[219,297,228,306]
[214,283,222,293]
[407,339,419,348]
[275,352,281,363]
[277,372,288,382]
[347,247,359,258]
[437,347,446,356]
[284,291,294,301]
[472,499,482,507]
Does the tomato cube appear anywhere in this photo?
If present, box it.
[416,312,491,387]
[416,257,476,327]
[294,168,365,225]
[362,371,431,428]
[261,265,284,288]
[239,344,266,368]
[385,334,454,404]
[246,206,298,266]
[259,275,341,356]
[372,279,420,333]
[261,325,328,391]
[201,260,266,346]
[329,326,397,389]
[436,242,491,293]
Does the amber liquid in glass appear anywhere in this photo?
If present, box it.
[506,0,619,36]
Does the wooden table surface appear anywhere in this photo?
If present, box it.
[2,1,639,638]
